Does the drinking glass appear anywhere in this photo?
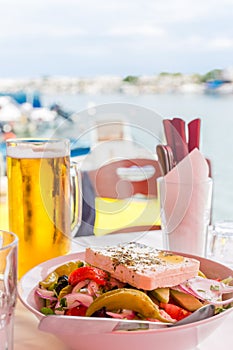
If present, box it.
[158,177,213,257]
[6,138,82,278]
[208,221,233,267]
[0,176,8,230]
[0,230,18,350]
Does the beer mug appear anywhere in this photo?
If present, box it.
[6,138,82,278]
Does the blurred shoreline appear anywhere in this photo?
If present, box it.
[0,69,233,96]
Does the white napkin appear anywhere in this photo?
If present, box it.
[165,148,209,183]
[158,149,212,256]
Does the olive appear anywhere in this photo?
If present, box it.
[55,275,69,295]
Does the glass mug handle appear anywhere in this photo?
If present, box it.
[70,161,82,237]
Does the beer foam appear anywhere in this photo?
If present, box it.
[7,141,69,159]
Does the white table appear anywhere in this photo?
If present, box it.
[15,231,233,349]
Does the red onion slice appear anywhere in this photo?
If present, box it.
[35,287,57,301]
[106,309,135,319]
[179,276,233,305]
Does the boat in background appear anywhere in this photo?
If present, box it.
[0,91,74,173]
[0,91,72,139]
[205,79,233,94]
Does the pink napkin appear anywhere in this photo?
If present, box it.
[158,149,212,256]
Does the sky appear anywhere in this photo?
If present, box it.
[1,0,233,78]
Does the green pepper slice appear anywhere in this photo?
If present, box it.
[39,261,84,290]
[86,288,170,322]
[39,271,59,290]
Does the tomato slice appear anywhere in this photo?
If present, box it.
[68,266,108,286]
[66,305,87,316]
[160,303,191,321]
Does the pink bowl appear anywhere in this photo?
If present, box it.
[18,251,233,350]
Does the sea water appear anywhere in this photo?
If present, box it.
[41,92,233,222]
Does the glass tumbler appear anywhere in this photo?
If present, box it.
[208,221,233,267]
[0,230,18,350]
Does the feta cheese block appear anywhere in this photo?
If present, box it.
[85,242,200,290]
